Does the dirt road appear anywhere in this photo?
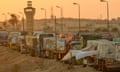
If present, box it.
[0,46,101,72]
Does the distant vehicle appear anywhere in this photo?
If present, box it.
[9,32,21,50]
[0,31,8,46]
[39,33,55,50]
[25,35,36,56]
[39,33,55,57]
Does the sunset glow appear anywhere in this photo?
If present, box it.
[0,0,120,21]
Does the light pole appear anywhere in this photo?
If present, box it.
[73,2,80,33]
[19,12,25,32]
[41,8,47,25]
[54,16,57,49]
[100,0,110,32]
[56,5,63,33]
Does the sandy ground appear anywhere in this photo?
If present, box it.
[0,46,101,72]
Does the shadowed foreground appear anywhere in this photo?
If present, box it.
[0,46,100,72]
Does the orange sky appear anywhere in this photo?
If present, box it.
[0,0,120,21]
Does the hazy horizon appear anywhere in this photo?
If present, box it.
[0,0,120,21]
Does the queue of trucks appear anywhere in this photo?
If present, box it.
[0,31,120,72]
[0,31,72,59]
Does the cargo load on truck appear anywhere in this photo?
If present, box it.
[9,32,21,50]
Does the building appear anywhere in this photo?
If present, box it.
[24,0,36,33]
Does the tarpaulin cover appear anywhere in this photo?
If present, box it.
[62,50,97,61]
[62,39,116,61]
